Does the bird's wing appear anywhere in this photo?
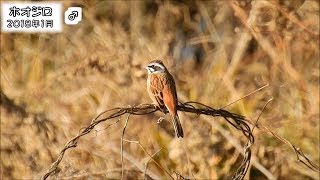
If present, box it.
[162,79,178,115]
[149,75,165,108]
[150,86,164,107]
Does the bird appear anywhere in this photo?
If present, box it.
[145,60,184,138]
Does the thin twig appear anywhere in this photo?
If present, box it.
[220,84,270,109]
[144,148,163,180]
[229,1,279,61]
[109,146,160,179]
[252,98,273,133]
[273,1,318,37]
[123,139,174,180]
[94,118,121,136]
[121,114,131,180]
[203,115,275,180]
[245,112,320,173]
[263,126,320,172]
[232,98,274,180]
[173,170,190,180]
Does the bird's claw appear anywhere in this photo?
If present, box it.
[151,103,158,109]
[157,117,165,124]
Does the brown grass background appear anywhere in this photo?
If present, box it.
[1,0,319,179]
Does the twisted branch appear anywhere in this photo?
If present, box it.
[42,101,319,179]
[42,103,251,179]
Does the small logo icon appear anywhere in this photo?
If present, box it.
[64,7,81,25]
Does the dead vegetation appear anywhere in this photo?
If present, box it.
[1,0,319,179]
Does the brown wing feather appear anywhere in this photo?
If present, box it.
[162,81,177,115]
[151,87,164,107]
[149,74,165,109]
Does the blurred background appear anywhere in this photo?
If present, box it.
[1,0,319,179]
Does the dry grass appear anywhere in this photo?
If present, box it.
[1,0,319,179]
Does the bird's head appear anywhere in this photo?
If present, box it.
[145,60,166,74]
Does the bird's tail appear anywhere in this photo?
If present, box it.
[172,115,184,138]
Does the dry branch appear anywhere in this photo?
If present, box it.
[42,102,252,179]
[42,101,319,179]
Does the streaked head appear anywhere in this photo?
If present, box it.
[145,60,167,74]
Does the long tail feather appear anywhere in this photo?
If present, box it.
[172,115,184,138]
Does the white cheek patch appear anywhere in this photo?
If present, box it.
[147,67,155,73]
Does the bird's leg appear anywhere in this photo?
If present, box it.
[152,103,167,123]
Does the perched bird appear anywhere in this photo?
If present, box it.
[145,60,184,138]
